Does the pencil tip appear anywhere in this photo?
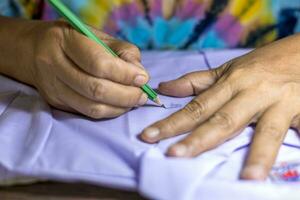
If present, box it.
[153,97,165,108]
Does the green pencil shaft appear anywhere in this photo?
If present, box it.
[48,0,158,101]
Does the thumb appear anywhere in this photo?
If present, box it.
[159,60,230,97]
[158,70,218,97]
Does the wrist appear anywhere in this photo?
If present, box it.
[0,16,43,87]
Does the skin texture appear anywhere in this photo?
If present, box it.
[140,33,300,180]
[0,16,149,119]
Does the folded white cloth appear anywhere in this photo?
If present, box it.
[0,50,299,200]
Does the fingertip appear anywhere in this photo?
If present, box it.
[240,165,267,181]
[131,63,150,86]
[139,127,160,143]
[134,74,149,86]
[158,81,172,93]
[158,79,193,97]
[167,144,188,157]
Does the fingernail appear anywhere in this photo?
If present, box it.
[138,93,148,106]
[134,75,147,86]
[158,82,166,88]
[172,144,187,157]
[143,127,160,139]
[241,165,266,180]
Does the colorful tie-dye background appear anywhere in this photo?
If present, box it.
[1,0,300,49]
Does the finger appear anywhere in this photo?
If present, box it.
[89,26,142,66]
[158,60,230,97]
[139,81,233,143]
[88,26,115,41]
[166,92,264,157]
[241,104,293,180]
[37,86,76,114]
[55,79,128,119]
[158,70,217,97]
[54,55,148,107]
[108,40,142,64]
[107,40,146,72]
[61,27,149,87]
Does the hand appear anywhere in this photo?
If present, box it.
[140,33,300,180]
[27,20,149,118]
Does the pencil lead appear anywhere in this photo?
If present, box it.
[153,97,165,107]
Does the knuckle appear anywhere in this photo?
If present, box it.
[47,23,64,37]
[88,53,115,79]
[214,59,234,79]
[87,51,104,74]
[127,43,140,54]
[227,67,246,81]
[209,112,235,129]
[47,21,70,43]
[255,81,274,96]
[129,47,141,59]
[119,44,141,61]
[53,20,70,28]
[256,125,283,142]
[46,95,61,108]
[161,119,179,136]
[56,20,76,36]
[35,53,52,68]
[41,90,65,110]
[86,105,104,119]
[89,81,105,100]
[183,100,207,122]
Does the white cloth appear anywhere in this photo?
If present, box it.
[0,50,300,200]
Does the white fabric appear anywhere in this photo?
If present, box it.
[0,50,300,199]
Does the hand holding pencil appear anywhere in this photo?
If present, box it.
[0,0,163,119]
[48,0,163,107]
[35,21,153,118]
[0,12,152,119]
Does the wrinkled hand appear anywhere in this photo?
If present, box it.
[140,33,300,180]
[29,20,149,118]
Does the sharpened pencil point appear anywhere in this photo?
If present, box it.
[153,97,165,107]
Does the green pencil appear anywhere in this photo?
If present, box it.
[48,0,164,107]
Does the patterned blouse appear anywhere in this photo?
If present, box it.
[1,0,300,50]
